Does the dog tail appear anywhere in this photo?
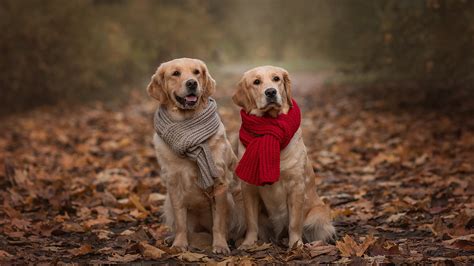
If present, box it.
[303,205,336,243]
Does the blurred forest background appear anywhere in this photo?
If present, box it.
[0,0,473,114]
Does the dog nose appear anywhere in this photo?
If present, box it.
[265,88,277,98]
[186,79,198,90]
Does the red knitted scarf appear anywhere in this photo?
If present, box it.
[235,99,301,186]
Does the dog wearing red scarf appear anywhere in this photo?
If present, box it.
[232,66,335,249]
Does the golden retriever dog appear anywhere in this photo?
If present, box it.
[232,66,335,249]
[147,58,244,254]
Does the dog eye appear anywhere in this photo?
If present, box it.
[172,71,180,76]
[253,79,261,85]
[193,69,200,75]
[273,76,280,82]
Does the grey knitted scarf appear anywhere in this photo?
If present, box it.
[154,98,220,189]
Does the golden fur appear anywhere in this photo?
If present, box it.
[232,66,335,249]
[148,58,244,254]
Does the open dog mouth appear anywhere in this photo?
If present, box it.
[175,93,199,108]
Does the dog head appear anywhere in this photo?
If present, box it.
[232,66,292,117]
[147,58,216,112]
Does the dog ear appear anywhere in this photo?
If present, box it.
[147,65,168,104]
[198,60,216,99]
[282,69,293,107]
[232,77,253,112]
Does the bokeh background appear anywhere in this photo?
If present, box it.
[1,0,473,114]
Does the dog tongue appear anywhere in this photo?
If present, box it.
[185,95,197,102]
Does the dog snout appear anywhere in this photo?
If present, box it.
[185,79,198,91]
[265,88,277,98]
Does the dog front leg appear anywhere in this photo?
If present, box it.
[169,186,188,251]
[211,184,230,254]
[288,187,304,248]
[239,183,259,249]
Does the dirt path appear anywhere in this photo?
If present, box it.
[0,72,473,263]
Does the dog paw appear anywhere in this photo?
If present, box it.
[212,244,230,255]
[237,244,250,250]
[238,238,257,250]
[171,240,188,252]
[171,244,188,252]
[288,239,303,251]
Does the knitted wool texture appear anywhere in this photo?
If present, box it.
[154,98,220,189]
[236,99,301,186]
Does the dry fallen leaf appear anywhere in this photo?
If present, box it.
[62,223,86,233]
[336,235,358,257]
[241,242,272,253]
[2,204,22,219]
[54,213,70,223]
[69,244,93,257]
[11,218,30,230]
[107,253,142,262]
[0,250,13,259]
[386,212,406,223]
[443,234,474,251]
[367,238,402,256]
[94,229,113,240]
[305,241,338,257]
[4,230,24,239]
[370,153,400,166]
[94,169,136,197]
[174,251,211,262]
[236,256,255,266]
[284,243,311,261]
[336,235,376,257]
[216,257,236,266]
[431,211,473,238]
[83,216,113,229]
[139,241,166,260]
[356,235,376,257]
[129,194,149,214]
[130,209,148,220]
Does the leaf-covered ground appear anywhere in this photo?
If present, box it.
[0,73,473,264]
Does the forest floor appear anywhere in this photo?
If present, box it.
[0,71,473,264]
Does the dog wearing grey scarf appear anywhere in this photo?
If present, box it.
[147,58,244,254]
